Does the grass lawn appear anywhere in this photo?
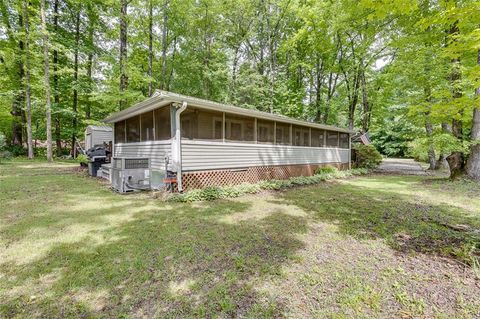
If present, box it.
[1,159,479,318]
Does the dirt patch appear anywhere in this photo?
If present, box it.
[259,222,480,318]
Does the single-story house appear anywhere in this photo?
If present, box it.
[103,90,354,192]
[84,125,113,150]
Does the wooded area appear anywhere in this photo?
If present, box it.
[0,0,479,179]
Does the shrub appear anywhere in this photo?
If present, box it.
[353,144,383,169]
[314,166,338,175]
[6,144,26,157]
[0,133,11,162]
[77,154,89,165]
[169,168,370,202]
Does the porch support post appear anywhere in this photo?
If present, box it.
[273,121,276,144]
[289,124,292,145]
[222,112,225,143]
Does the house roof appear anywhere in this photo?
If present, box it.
[85,125,112,132]
[103,90,355,134]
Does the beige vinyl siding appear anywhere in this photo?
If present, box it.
[181,140,349,171]
[86,130,113,150]
[114,141,172,171]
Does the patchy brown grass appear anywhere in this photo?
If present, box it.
[0,160,479,318]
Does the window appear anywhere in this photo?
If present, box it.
[311,129,325,147]
[140,111,154,141]
[181,118,193,139]
[326,131,339,147]
[225,114,254,142]
[155,106,171,140]
[293,125,309,146]
[180,106,224,140]
[214,119,223,139]
[257,120,274,143]
[114,121,126,144]
[275,122,290,145]
[339,133,350,149]
[126,115,140,143]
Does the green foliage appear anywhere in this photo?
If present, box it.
[408,133,469,162]
[0,132,12,162]
[314,166,338,175]
[76,154,89,165]
[5,145,26,157]
[170,168,369,202]
[353,144,383,169]
[0,132,5,150]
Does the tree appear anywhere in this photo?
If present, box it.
[119,0,128,110]
[23,0,33,159]
[40,0,53,162]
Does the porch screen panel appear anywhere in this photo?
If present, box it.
[339,133,350,149]
[114,120,126,144]
[225,113,254,142]
[326,131,339,147]
[257,120,274,143]
[311,129,325,147]
[155,106,171,140]
[196,108,224,140]
[140,111,154,141]
[275,122,290,145]
[126,115,140,143]
[293,125,309,146]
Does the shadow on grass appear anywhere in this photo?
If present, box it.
[1,199,307,318]
[275,178,480,265]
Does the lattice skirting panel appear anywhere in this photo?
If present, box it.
[181,162,349,191]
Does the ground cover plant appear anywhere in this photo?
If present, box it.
[0,159,479,318]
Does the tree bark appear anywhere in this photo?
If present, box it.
[446,22,465,179]
[86,2,96,119]
[119,0,128,110]
[465,49,480,179]
[53,0,62,156]
[360,70,371,132]
[147,0,153,96]
[23,0,33,159]
[160,0,169,90]
[71,9,80,157]
[425,121,436,170]
[40,0,53,162]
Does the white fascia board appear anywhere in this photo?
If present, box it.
[103,90,355,134]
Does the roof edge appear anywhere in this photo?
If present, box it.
[103,90,355,134]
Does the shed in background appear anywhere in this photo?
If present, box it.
[84,125,113,150]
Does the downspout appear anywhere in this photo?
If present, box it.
[173,101,187,192]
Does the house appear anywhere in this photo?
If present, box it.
[84,125,113,151]
[103,91,353,192]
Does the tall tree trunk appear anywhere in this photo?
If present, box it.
[446,22,465,179]
[40,0,53,162]
[425,121,436,170]
[160,0,169,90]
[360,70,370,132]
[86,2,95,119]
[119,0,128,110]
[423,86,436,170]
[23,0,33,159]
[314,55,323,122]
[466,49,480,179]
[71,10,80,157]
[147,0,153,96]
[53,0,62,156]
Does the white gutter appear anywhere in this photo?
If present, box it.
[172,101,187,192]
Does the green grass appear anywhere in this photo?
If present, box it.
[1,159,479,318]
